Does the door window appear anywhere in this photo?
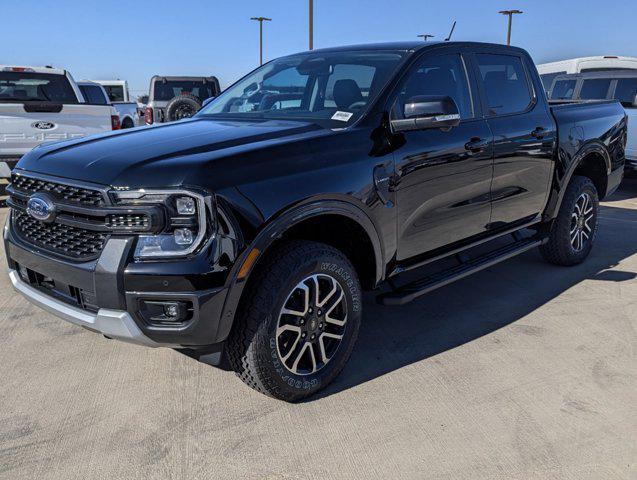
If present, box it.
[396,54,473,119]
[579,79,611,99]
[540,71,566,92]
[550,79,577,100]
[475,54,533,115]
[79,85,108,104]
[613,78,637,105]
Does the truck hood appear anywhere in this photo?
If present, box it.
[15,117,323,188]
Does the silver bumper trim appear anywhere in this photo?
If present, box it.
[9,269,172,348]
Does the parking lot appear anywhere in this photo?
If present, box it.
[0,180,635,480]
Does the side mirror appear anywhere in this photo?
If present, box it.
[391,95,461,133]
[632,93,637,108]
[202,96,215,108]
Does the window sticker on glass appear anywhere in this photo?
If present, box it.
[331,111,353,122]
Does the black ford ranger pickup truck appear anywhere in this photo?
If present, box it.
[5,42,626,401]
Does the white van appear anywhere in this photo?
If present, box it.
[538,56,637,95]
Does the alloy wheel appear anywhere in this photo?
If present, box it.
[570,192,595,252]
[276,274,348,375]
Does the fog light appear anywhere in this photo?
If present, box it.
[139,300,191,326]
[176,196,196,215]
[164,303,179,317]
[174,228,193,245]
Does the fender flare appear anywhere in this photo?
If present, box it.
[214,200,385,342]
[544,141,611,220]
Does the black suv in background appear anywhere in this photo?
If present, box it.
[5,42,626,401]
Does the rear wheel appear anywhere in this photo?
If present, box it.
[226,240,362,402]
[540,175,599,266]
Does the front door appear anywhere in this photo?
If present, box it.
[392,50,494,262]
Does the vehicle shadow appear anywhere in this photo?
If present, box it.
[308,181,637,401]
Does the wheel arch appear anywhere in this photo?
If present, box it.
[215,200,385,342]
[544,141,611,220]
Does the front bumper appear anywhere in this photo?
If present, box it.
[9,269,172,347]
[5,216,234,348]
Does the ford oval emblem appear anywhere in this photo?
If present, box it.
[26,194,56,223]
[31,121,56,130]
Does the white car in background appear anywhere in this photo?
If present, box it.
[90,79,141,128]
[538,55,637,96]
[0,65,119,186]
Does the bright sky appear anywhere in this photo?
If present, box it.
[3,0,635,97]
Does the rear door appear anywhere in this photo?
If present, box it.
[472,52,556,227]
[392,47,494,261]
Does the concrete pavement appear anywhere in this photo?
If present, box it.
[1,181,636,480]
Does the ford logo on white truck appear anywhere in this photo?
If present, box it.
[26,194,56,223]
[31,121,56,130]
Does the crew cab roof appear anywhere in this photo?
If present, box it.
[285,41,528,56]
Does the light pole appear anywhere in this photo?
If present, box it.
[498,10,523,45]
[417,34,435,41]
[309,0,314,50]
[250,16,272,65]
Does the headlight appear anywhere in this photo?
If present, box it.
[110,189,210,259]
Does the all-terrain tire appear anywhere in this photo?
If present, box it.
[539,175,599,266]
[226,240,362,402]
[165,94,202,122]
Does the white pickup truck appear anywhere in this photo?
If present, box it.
[90,79,141,128]
[0,66,118,182]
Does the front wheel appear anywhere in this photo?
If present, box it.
[540,175,599,266]
[226,240,362,401]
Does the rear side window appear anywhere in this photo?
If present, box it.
[102,85,125,102]
[475,54,533,116]
[397,54,473,119]
[79,85,108,105]
[550,79,577,100]
[0,72,77,103]
[579,79,611,99]
[613,78,637,106]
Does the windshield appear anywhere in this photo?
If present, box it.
[0,72,77,103]
[152,80,216,101]
[198,50,407,127]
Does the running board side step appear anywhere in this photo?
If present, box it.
[377,237,546,306]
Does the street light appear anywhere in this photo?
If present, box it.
[498,10,523,45]
[417,34,435,41]
[309,0,314,50]
[250,16,272,65]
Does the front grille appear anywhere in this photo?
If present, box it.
[11,173,104,206]
[106,213,150,229]
[13,211,108,260]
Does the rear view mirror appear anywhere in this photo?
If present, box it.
[391,95,461,133]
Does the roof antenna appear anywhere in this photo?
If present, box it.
[445,21,457,42]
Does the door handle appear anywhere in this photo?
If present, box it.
[464,137,489,153]
[531,127,546,139]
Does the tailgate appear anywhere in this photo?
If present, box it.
[0,103,113,157]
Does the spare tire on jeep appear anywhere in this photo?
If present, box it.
[164,94,202,122]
